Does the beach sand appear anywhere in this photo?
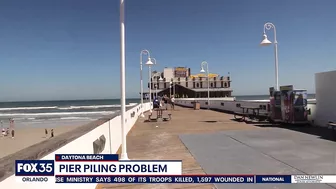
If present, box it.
[0,125,81,159]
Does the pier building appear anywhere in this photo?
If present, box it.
[142,67,232,99]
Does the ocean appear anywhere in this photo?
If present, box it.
[0,99,140,128]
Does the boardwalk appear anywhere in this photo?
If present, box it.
[96,106,259,189]
[97,106,336,189]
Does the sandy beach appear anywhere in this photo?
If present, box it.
[0,125,81,159]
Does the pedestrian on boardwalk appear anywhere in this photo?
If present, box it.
[51,129,54,138]
[45,129,48,138]
[171,96,175,110]
[163,95,168,110]
[160,96,164,107]
[153,96,160,109]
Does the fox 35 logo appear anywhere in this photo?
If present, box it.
[15,160,54,176]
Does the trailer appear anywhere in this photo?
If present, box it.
[268,85,309,125]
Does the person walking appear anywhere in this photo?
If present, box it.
[171,96,175,110]
[163,95,168,110]
[153,96,160,109]
[9,118,15,139]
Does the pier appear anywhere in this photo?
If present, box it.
[0,0,335,188]
[97,106,336,189]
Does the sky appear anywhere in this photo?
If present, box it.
[0,0,335,101]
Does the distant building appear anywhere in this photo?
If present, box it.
[142,67,232,99]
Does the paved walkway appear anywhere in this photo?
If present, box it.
[96,106,260,189]
[97,106,336,189]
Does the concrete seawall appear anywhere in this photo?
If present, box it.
[0,102,151,189]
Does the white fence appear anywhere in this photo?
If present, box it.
[175,98,316,123]
[0,102,151,189]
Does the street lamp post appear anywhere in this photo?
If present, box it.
[152,72,163,98]
[168,79,177,97]
[158,75,163,95]
[260,22,279,91]
[155,83,157,98]
[147,58,156,112]
[169,81,172,97]
[140,50,151,118]
[171,79,176,98]
[200,61,210,109]
[119,0,128,160]
[173,80,176,97]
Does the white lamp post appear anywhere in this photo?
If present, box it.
[200,61,210,109]
[119,0,128,160]
[153,72,163,98]
[169,81,172,97]
[154,84,157,99]
[158,75,163,97]
[260,22,279,91]
[140,50,151,118]
[147,58,155,112]
[169,79,177,97]
[173,81,176,97]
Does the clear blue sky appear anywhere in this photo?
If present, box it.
[0,0,335,101]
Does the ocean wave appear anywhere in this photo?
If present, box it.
[0,103,138,111]
[0,111,116,117]
[0,106,58,111]
[60,117,94,120]
[57,103,137,110]
[8,116,96,122]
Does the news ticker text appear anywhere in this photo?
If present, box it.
[16,175,336,184]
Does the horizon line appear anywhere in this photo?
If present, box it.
[0,93,316,103]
